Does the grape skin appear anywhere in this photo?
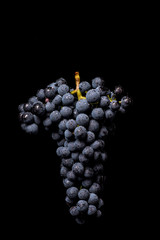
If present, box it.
[69,206,80,216]
[62,93,74,106]
[44,87,56,98]
[78,189,89,200]
[74,126,87,140]
[100,96,110,108]
[79,81,91,94]
[86,131,95,144]
[63,178,74,188]
[66,187,79,199]
[88,193,99,205]
[88,120,100,133]
[23,103,32,112]
[92,77,104,89]
[45,101,55,112]
[86,89,100,103]
[76,113,89,127]
[58,84,70,96]
[60,107,72,118]
[22,112,34,124]
[72,162,84,176]
[76,99,90,113]
[79,154,89,165]
[50,110,61,122]
[53,95,62,105]
[32,102,45,116]
[91,108,104,120]
[82,146,94,158]
[25,123,38,134]
[88,205,97,215]
[66,119,77,131]
[77,200,88,212]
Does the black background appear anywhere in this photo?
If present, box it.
[6,8,148,238]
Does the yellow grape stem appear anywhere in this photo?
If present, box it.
[107,94,121,104]
[71,72,86,101]
[71,89,78,94]
[77,89,86,101]
[107,95,114,102]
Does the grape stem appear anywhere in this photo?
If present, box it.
[71,72,86,101]
[107,94,121,103]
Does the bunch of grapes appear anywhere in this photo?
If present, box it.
[18,72,132,224]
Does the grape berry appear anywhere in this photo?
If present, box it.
[18,73,132,224]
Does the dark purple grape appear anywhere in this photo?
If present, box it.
[23,103,32,112]
[32,102,45,116]
[114,85,123,96]
[44,87,56,98]
[22,112,34,124]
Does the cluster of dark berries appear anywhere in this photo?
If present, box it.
[18,73,131,224]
